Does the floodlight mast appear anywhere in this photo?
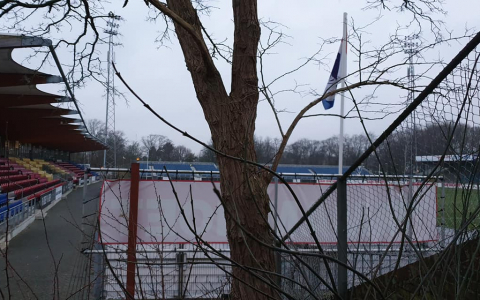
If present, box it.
[402,34,420,246]
[103,12,121,168]
[402,34,420,176]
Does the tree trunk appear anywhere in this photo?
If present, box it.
[216,136,278,299]
[164,0,278,298]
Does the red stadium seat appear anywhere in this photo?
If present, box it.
[0,175,28,184]
[14,179,63,199]
[0,170,20,176]
[1,179,38,193]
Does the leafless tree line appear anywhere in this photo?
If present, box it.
[1,0,480,299]
[71,119,197,167]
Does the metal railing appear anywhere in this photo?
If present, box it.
[89,167,442,182]
[85,243,437,299]
[86,245,231,300]
[89,168,447,299]
[0,197,36,239]
[0,181,72,241]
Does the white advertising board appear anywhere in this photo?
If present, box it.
[54,186,63,201]
[99,180,437,245]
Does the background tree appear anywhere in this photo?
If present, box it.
[1,0,469,298]
[198,141,216,163]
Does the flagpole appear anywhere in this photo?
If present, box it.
[338,12,347,175]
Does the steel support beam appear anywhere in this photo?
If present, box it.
[126,163,140,299]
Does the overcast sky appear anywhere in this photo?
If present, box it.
[9,0,480,153]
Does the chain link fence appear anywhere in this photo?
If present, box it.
[281,37,480,298]
[81,34,480,299]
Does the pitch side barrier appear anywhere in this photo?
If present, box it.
[88,167,439,181]
[88,166,444,299]
[91,167,442,248]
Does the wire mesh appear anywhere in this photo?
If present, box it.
[91,45,480,297]
[100,244,231,300]
[282,46,480,298]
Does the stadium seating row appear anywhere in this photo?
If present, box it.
[9,157,57,181]
[139,162,220,174]
[0,200,23,222]
[45,162,69,177]
[0,175,29,184]
[192,164,218,172]
[13,179,61,200]
[54,162,88,178]
[0,193,7,206]
[0,170,21,176]
[137,163,371,177]
[1,179,38,193]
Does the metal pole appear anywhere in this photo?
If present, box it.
[337,177,348,299]
[103,14,120,168]
[177,244,185,298]
[103,35,111,168]
[406,175,414,263]
[82,171,88,235]
[92,241,104,299]
[273,177,282,288]
[126,163,140,300]
[441,178,446,247]
[112,50,117,169]
[338,12,347,175]
[273,177,279,234]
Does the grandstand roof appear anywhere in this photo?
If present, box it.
[0,35,106,152]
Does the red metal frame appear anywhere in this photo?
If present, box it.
[97,179,439,246]
[26,182,65,200]
[126,163,140,300]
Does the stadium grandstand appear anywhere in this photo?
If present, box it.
[0,35,106,229]
[138,161,371,181]
[1,34,381,300]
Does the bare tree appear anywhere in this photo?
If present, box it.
[198,142,216,163]
[2,0,477,299]
[174,145,196,162]
[86,119,105,140]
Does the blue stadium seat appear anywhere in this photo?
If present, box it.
[0,193,7,207]
[0,200,23,222]
[309,166,371,176]
[276,166,312,174]
[141,163,192,171]
[274,166,314,181]
[159,163,192,171]
[192,164,218,172]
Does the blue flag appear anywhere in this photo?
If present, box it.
[322,35,347,110]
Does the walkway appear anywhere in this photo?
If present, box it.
[0,182,102,299]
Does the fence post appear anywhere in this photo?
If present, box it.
[177,244,185,298]
[273,177,282,289]
[273,177,279,235]
[93,242,105,300]
[440,178,446,248]
[337,177,348,299]
[126,163,140,300]
[81,171,88,236]
[406,176,414,264]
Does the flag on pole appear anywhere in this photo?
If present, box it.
[322,29,347,110]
